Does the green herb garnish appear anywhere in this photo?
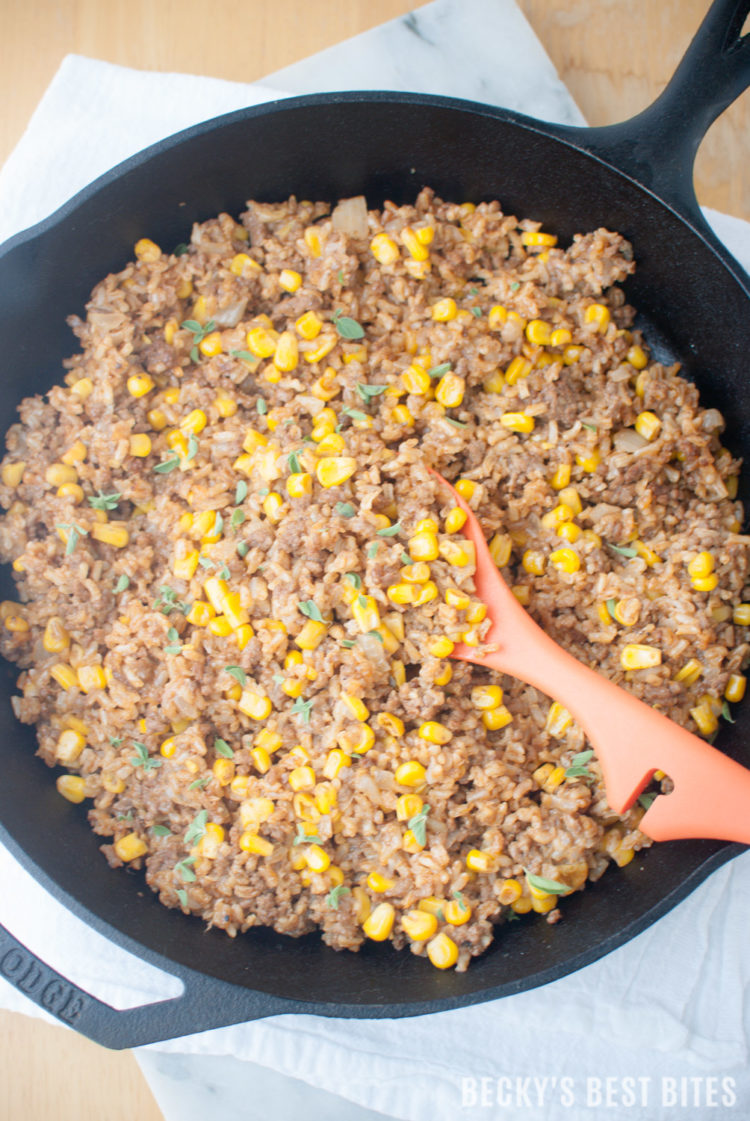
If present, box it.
[471,307,482,317]
[173,243,189,257]
[337,269,345,285]
[130,741,162,773]
[213,737,234,758]
[722,699,735,724]
[400,551,411,565]
[176,888,188,907]
[638,791,657,811]
[230,350,259,363]
[293,824,322,845]
[367,542,379,559]
[299,600,324,622]
[608,543,638,558]
[175,856,197,882]
[291,696,313,724]
[510,281,520,292]
[256,397,268,415]
[428,362,452,379]
[188,776,210,790]
[376,522,401,537]
[326,884,351,910]
[165,626,181,655]
[366,629,384,643]
[181,318,217,363]
[87,491,122,511]
[235,480,248,505]
[342,407,368,423]
[407,804,430,847]
[345,572,362,590]
[231,509,246,531]
[446,418,468,428]
[582,422,598,432]
[356,383,388,402]
[113,574,130,594]
[109,736,123,747]
[332,310,365,339]
[606,598,618,621]
[153,585,189,615]
[524,871,573,896]
[225,666,247,686]
[185,433,199,461]
[564,749,594,780]
[151,825,172,837]
[287,451,302,475]
[154,454,180,474]
[452,889,468,913]
[335,502,355,518]
[57,522,88,556]
[184,810,208,846]
[341,639,356,648]
[237,541,250,558]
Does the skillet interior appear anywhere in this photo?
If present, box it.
[0,94,748,1018]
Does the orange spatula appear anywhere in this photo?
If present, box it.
[433,472,750,844]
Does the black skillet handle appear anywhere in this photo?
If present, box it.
[0,919,293,1049]
[556,0,750,233]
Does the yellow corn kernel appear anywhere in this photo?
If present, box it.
[391,404,414,426]
[415,225,434,245]
[286,472,312,499]
[287,765,315,792]
[194,822,225,859]
[673,659,703,687]
[511,896,533,914]
[521,230,557,247]
[733,603,750,626]
[531,893,559,913]
[401,365,432,395]
[302,844,329,873]
[431,297,458,321]
[471,685,503,711]
[408,531,440,562]
[251,729,280,757]
[42,617,70,653]
[276,268,302,293]
[314,782,337,815]
[444,898,472,925]
[576,448,601,473]
[60,440,87,467]
[272,330,298,373]
[56,774,87,804]
[76,665,106,693]
[426,932,459,969]
[45,462,78,488]
[91,523,129,548]
[185,600,213,628]
[235,623,254,651]
[418,720,452,745]
[635,411,661,442]
[428,636,455,658]
[370,232,399,265]
[295,619,327,651]
[482,370,506,394]
[687,551,715,580]
[545,700,573,737]
[525,319,552,346]
[550,464,572,491]
[521,549,545,576]
[482,705,513,730]
[221,592,248,631]
[402,910,438,941]
[303,334,338,366]
[3,612,29,634]
[504,356,532,385]
[366,871,394,894]
[351,595,380,633]
[549,547,581,574]
[134,237,161,262]
[171,541,199,582]
[394,795,423,825]
[114,832,148,862]
[402,829,424,854]
[550,327,572,347]
[70,377,94,399]
[556,522,581,544]
[101,772,125,794]
[248,746,270,775]
[584,303,610,332]
[212,391,237,419]
[498,878,523,905]
[212,757,235,786]
[316,456,357,488]
[363,901,395,941]
[1,461,26,488]
[245,326,278,359]
[621,644,662,670]
[126,433,151,459]
[391,660,407,687]
[340,723,375,756]
[691,701,719,736]
[322,748,351,781]
[196,331,221,358]
[627,344,649,369]
[500,412,534,434]
[397,562,429,586]
[435,371,466,408]
[258,492,282,523]
[412,581,438,607]
[692,573,719,592]
[202,576,228,614]
[443,507,468,535]
[282,677,304,699]
[540,503,574,531]
[56,729,86,765]
[401,226,429,261]
[229,252,258,277]
[341,694,369,722]
[145,406,167,431]
[303,226,323,257]
[126,372,155,398]
[466,849,494,873]
[724,674,746,703]
[386,582,419,606]
[394,760,426,788]
[238,689,272,720]
[237,831,273,858]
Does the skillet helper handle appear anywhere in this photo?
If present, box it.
[0,919,288,1049]
[473,628,750,846]
[558,0,750,227]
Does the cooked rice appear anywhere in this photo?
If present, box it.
[1,188,748,971]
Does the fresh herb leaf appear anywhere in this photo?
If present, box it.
[376,522,401,537]
[130,741,162,773]
[188,776,210,790]
[231,508,246,530]
[606,598,618,621]
[471,306,482,317]
[582,422,598,432]
[638,791,657,811]
[117,811,134,822]
[337,269,345,285]
[722,699,735,724]
[452,889,468,913]
[341,638,356,648]
[335,502,355,518]
[176,888,188,907]
[57,522,89,556]
[235,480,248,506]
[366,629,384,643]
[608,543,638,558]
[564,748,595,779]
[428,362,452,379]
[332,310,365,339]
[291,696,313,724]
[400,551,411,565]
[287,451,302,475]
[344,572,362,590]
[165,625,181,655]
[214,737,234,758]
[87,490,122,511]
[237,541,250,558]
[299,600,324,622]
[342,406,368,423]
[257,487,269,498]
[184,810,208,846]
[510,281,520,292]
[256,397,268,414]
[524,871,573,896]
[225,666,247,686]
[356,383,388,401]
[293,824,322,845]
[173,243,189,257]
[272,673,284,685]
[185,433,199,462]
[154,454,180,474]
[356,594,368,608]
[230,350,259,363]
[109,736,123,747]
[151,824,172,837]
[446,418,468,428]
[218,563,230,581]
[175,856,197,882]
[326,884,351,910]
[153,586,189,615]
[113,574,130,594]
[407,804,430,847]
[213,512,224,537]
[181,319,216,351]
[367,542,379,559]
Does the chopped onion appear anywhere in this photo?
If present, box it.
[613,428,649,453]
[331,196,369,239]
[213,298,248,328]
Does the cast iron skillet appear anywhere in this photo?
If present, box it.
[0,0,749,1050]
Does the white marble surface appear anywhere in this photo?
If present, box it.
[1,2,750,1121]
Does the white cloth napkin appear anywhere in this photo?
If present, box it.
[1,6,750,1119]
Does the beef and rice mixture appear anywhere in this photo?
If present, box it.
[1,188,749,972]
